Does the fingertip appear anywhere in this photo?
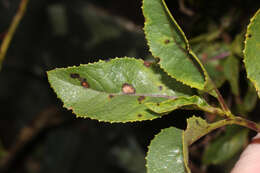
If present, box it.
[231,133,260,173]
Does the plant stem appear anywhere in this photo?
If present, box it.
[188,50,233,117]
[230,117,260,132]
[188,116,260,146]
[212,83,233,117]
[0,0,29,69]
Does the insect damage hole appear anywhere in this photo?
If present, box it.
[122,83,136,94]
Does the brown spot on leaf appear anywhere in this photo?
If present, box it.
[158,86,163,91]
[108,94,114,99]
[138,96,145,104]
[70,73,80,79]
[164,39,170,44]
[156,103,160,106]
[81,81,89,88]
[248,34,252,38]
[122,83,136,94]
[143,61,152,67]
[138,114,142,117]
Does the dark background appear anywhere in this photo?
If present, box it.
[0,0,260,173]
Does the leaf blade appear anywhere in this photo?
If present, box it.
[145,95,224,116]
[47,58,193,122]
[223,56,240,96]
[142,0,205,90]
[202,126,248,165]
[244,9,260,98]
[146,127,189,173]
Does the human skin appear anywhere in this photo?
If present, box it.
[231,133,260,173]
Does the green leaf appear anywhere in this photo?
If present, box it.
[145,96,224,116]
[244,9,260,98]
[47,58,193,123]
[223,56,240,96]
[231,33,244,57]
[146,116,252,173]
[184,117,250,166]
[146,127,190,173]
[183,116,246,146]
[142,0,205,90]
[243,82,258,112]
[184,116,213,146]
[192,42,230,88]
[202,126,248,165]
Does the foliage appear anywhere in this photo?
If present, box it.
[244,9,260,97]
[47,0,260,172]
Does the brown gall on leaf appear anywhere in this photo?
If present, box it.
[108,94,114,99]
[122,83,136,94]
[80,78,88,84]
[70,73,80,79]
[81,81,89,88]
[137,96,146,104]
[248,34,252,38]
[137,114,142,117]
[143,61,152,67]
[164,39,170,44]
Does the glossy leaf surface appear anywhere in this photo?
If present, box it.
[244,9,260,97]
[47,58,194,122]
[146,127,189,173]
[145,96,223,116]
[142,0,205,90]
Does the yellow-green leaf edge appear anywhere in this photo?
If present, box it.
[244,9,260,98]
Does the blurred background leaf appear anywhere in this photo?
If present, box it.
[202,126,248,165]
[0,0,260,173]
